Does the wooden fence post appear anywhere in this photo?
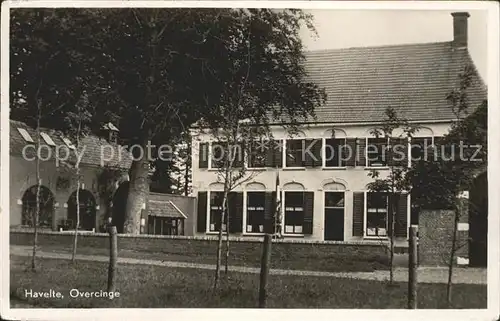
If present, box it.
[408,225,418,309]
[258,234,272,308]
[107,226,118,292]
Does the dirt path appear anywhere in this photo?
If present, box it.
[10,245,486,284]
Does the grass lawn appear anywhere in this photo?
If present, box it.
[10,256,486,309]
[27,244,389,272]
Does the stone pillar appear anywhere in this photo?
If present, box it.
[455,191,470,266]
[418,191,470,267]
[419,209,455,266]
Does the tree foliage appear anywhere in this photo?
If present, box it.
[407,66,487,210]
[10,8,326,234]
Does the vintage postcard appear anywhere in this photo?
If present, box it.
[1,1,498,320]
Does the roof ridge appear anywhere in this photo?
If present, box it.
[303,40,453,55]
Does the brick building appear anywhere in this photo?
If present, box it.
[191,12,487,248]
[8,119,196,236]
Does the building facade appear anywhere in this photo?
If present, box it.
[191,12,487,243]
[8,120,196,236]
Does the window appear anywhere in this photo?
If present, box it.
[248,140,267,168]
[284,191,304,234]
[246,192,265,233]
[410,137,433,162]
[286,139,304,167]
[210,142,243,169]
[367,138,389,167]
[211,142,226,169]
[40,132,56,146]
[366,193,388,237]
[17,128,34,143]
[62,137,76,150]
[109,131,118,144]
[325,138,347,167]
[209,192,225,232]
[148,217,181,235]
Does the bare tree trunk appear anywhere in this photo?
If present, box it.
[123,140,149,234]
[32,181,40,271]
[71,180,80,262]
[214,188,229,291]
[389,204,395,285]
[71,112,83,262]
[225,209,230,275]
[184,140,191,196]
[31,111,42,271]
[446,201,460,307]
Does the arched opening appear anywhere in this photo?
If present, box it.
[21,185,55,228]
[469,171,487,267]
[67,189,97,231]
[112,181,129,233]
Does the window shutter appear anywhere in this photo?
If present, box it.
[303,139,322,167]
[304,139,322,167]
[231,142,244,168]
[273,140,283,167]
[389,138,408,167]
[197,192,207,232]
[395,193,408,237]
[357,138,366,167]
[228,192,243,233]
[345,138,357,167]
[352,192,364,237]
[303,192,314,234]
[265,140,282,168]
[198,143,209,169]
[264,192,275,233]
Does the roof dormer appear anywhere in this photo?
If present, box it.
[101,122,119,144]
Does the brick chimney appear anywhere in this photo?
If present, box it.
[451,12,470,48]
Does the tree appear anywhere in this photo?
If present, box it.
[10,9,94,269]
[97,166,126,231]
[11,9,325,236]
[88,8,325,234]
[62,93,93,262]
[366,107,418,285]
[407,65,487,307]
[193,9,326,290]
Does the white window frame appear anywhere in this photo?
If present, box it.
[323,137,347,169]
[17,128,34,143]
[366,137,390,169]
[246,140,268,170]
[363,191,389,239]
[284,138,306,169]
[282,190,306,236]
[206,190,227,233]
[243,190,266,235]
[323,190,346,241]
[40,132,56,147]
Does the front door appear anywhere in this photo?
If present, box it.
[324,192,345,241]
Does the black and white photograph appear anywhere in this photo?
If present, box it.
[0,0,499,319]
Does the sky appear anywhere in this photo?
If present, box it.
[300,10,488,83]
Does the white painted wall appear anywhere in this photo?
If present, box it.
[191,121,453,242]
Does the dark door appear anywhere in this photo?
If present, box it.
[324,208,344,241]
[324,192,345,241]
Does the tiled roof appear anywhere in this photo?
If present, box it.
[148,200,187,218]
[9,120,132,169]
[190,41,486,128]
[296,41,487,124]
